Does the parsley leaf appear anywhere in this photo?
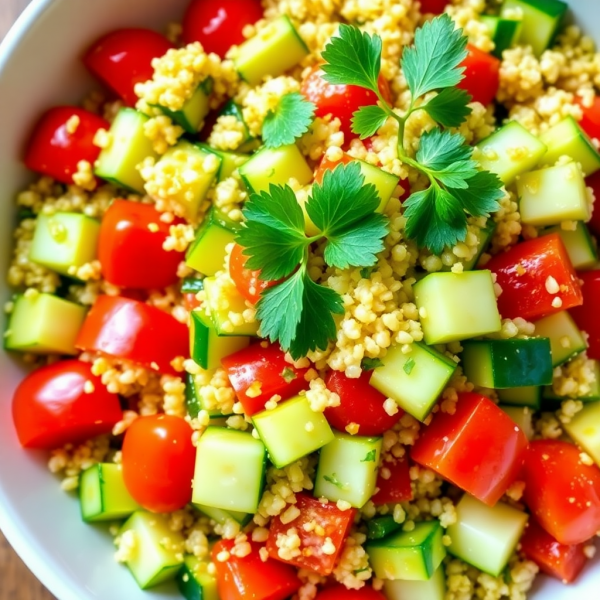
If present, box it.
[281,367,297,383]
[403,357,416,375]
[262,93,316,148]
[352,105,389,139]
[416,128,473,172]
[361,449,377,462]
[324,473,346,489]
[450,170,504,217]
[424,88,473,128]
[362,357,384,371]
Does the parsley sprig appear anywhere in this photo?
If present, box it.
[321,14,504,254]
[262,92,316,148]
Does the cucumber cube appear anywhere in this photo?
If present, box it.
[314,432,382,508]
[384,564,446,600]
[5,293,86,355]
[447,494,528,577]
[542,222,598,271]
[79,463,139,522]
[353,158,399,212]
[367,521,446,581]
[157,78,213,134]
[177,556,219,600]
[194,504,249,526]
[461,338,553,388]
[252,395,334,468]
[192,427,266,514]
[198,143,249,182]
[185,372,232,420]
[500,405,534,440]
[370,343,457,422]
[518,163,590,227]
[480,16,522,58]
[533,311,587,367]
[29,213,100,276]
[119,511,185,589]
[461,220,497,271]
[367,516,403,541]
[216,100,257,152]
[497,386,541,410]
[563,401,600,466]
[414,271,501,345]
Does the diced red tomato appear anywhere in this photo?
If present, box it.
[24,107,108,186]
[411,392,528,506]
[522,440,600,545]
[229,243,278,305]
[458,44,500,106]
[182,0,264,59]
[371,454,413,506]
[314,153,355,184]
[324,370,402,436]
[577,95,600,141]
[520,518,589,584]
[419,0,449,13]
[183,293,203,312]
[221,343,309,416]
[266,494,356,575]
[212,540,301,600]
[301,65,392,144]
[586,171,600,238]
[314,585,387,600]
[569,270,600,360]
[83,29,173,106]
[98,200,185,289]
[75,295,188,376]
[485,234,583,321]
[12,360,122,449]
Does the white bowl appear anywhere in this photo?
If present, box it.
[0,0,599,598]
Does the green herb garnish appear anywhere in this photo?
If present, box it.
[362,357,384,371]
[403,357,416,375]
[361,449,377,462]
[281,367,298,383]
[323,473,345,489]
[262,92,316,148]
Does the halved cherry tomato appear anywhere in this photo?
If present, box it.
[577,95,600,141]
[83,29,173,106]
[419,0,449,13]
[182,0,264,58]
[485,234,583,321]
[371,454,413,506]
[12,360,122,449]
[458,44,500,106]
[411,392,528,506]
[98,200,185,289]
[315,585,387,600]
[221,343,309,416]
[229,243,278,305]
[122,414,195,513]
[522,440,600,545]
[24,107,109,186]
[212,539,301,600]
[586,171,600,237]
[324,370,402,436]
[266,493,356,575]
[569,270,600,360]
[75,295,188,376]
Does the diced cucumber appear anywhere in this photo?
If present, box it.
[501,0,568,57]
[539,116,600,176]
[370,342,457,422]
[95,108,158,193]
[192,427,266,514]
[497,386,541,410]
[475,121,547,186]
[239,144,313,193]
[79,463,139,522]
[481,15,522,58]
[186,208,241,277]
[533,311,587,367]
[198,143,249,182]
[518,163,590,227]
[367,516,403,541]
[414,271,501,345]
[543,359,600,402]
[500,405,534,440]
[314,432,382,509]
[462,220,497,271]
[194,504,250,527]
[384,564,446,600]
[542,222,598,271]
[235,16,309,86]
[367,521,446,581]
[252,395,334,469]
[181,277,205,295]
[216,101,259,153]
[177,556,219,600]
[156,78,213,135]
[29,213,100,277]
[5,293,86,355]
[185,372,232,420]
[461,338,553,388]
[349,158,399,213]
[563,401,600,466]
[447,495,528,577]
[119,511,185,589]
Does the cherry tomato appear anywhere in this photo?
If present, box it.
[371,454,413,505]
[229,243,277,305]
[577,95,600,141]
[324,370,402,436]
[122,415,195,513]
[182,0,264,59]
[83,29,173,106]
[419,0,449,13]
[458,44,500,106]
[315,585,387,600]
[76,295,189,376]
[301,65,392,143]
[24,107,108,186]
[569,270,600,360]
[522,440,600,545]
[12,360,122,449]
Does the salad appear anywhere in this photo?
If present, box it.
[5,0,600,599]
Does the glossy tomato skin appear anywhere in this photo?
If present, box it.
[458,44,500,106]
[182,0,264,58]
[411,392,528,506]
[229,243,277,305]
[12,360,122,449]
[98,200,185,289]
[485,234,583,321]
[75,295,188,376]
[578,96,600,141]
[569,270,600,360]
[371,454,413,505]
[324,370,402,436]
[315,585,387,600]
[419,0,449,13]
[122,415,195,513]
[586,171,600,237]
[522,440,600,545]
[83,29,173,106]
[24,107,109,185]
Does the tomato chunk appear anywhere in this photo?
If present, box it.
[411,392,528,506]
[12,360,122,449]
[266,493,356,575]
[229,244,278,305]
[419,0,449,13]
[212,540,301,600]
[315,586,387,600]
[586,171,600,238]
[485,234,583,321]
[24,107,108,186]
[569,270,600,360]
[221,343,309,416]
[522,440,600,545]
[75,295,188,376]
[371,454,413,506]
[577,95,600,141]
[458,44,500,106]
